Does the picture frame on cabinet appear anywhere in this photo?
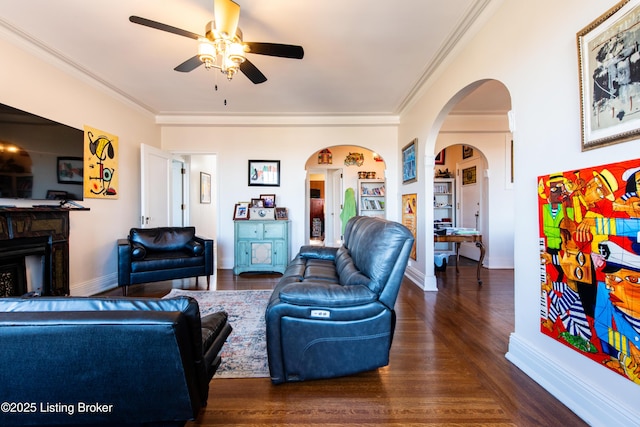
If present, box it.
[402,139,417,184]
[260,194,276,208]
[248,160,280,186]
[251,198,264,208]
[577,0,640,150]
[275,207,288,220]
[233,202,250,220]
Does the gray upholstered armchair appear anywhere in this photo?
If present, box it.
[266,216,414,383]
[117,227,213,295]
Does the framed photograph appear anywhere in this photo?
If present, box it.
[462,166,477,185]
[251,198,264,208]
[233,202,250,220]
[275,207,288,220]
[57,157,83,184]
[248,160,280,186]
[260,194,276,208]
[578,0,640,150]
[462,145,473,159]
[402,139,417,184]
[200,172,211,204]
[435,149,445,165]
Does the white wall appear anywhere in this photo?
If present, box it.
[161,125,399,269]
[2,1,637,422]
[0,26,159,296]
[399,0,640,424]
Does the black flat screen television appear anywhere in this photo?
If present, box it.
[0,103,84,201]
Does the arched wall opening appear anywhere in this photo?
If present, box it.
[304,145,387,246]
[420,79,513,291]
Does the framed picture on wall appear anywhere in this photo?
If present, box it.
[578,0,640,150]
[200,172,211,203]
[402,139,417,184]
[435,149,445,165]
[248,160,280,186]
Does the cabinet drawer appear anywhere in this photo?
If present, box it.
[263,222,285,239]
[237,222,262,239]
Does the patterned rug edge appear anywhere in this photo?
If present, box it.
[164,288,272,379]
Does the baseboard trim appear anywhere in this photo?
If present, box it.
[404,265,438,291]
[506,332,636,427]
[71,272,118,296]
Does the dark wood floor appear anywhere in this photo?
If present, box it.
[104,264,587,426]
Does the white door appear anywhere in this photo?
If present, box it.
[171,159,186,226]
[326,168,343,246]
[140,144,171,228]
[457,158,483,261]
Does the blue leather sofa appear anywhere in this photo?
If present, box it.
[118,227,213,295]
[0,295,231,427]
[266,216,414,384]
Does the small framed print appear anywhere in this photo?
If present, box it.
[233,202,250,220]
[260,194,276,208]
[200,172,211,204]
[251,198,264,208]
[275,207,288,220]
[402,139,417,184]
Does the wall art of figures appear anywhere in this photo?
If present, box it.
[538,158,640,384]
[83,126,118,199]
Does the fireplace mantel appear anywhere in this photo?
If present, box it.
[0,207,87,295]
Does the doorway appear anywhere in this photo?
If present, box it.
[308,168,343,246]
[305,146,386,247]
[141,147,217,238]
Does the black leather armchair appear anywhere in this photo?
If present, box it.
[0,295,232,427]
[118,227,213,295]
[266,216,414,384]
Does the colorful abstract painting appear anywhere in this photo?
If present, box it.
[538,158,640,384]
[83,126,118,199]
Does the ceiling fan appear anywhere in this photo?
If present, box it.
[129,0,304,84]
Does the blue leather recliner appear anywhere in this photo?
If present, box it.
[266,216,414,384]
[0,295,232,426]
[117,227,214,295]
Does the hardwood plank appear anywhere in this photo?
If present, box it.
[99,264,586,426]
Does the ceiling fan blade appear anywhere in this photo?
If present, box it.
[174,55,203,72]
[129,16,202,40]
[240,59,267,84]
[214,0,240,37]
[245,42,304,59]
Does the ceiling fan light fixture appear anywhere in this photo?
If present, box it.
[197,41,216,69]
[227,42,246,65]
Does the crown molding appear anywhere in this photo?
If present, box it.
[155,114,400,127]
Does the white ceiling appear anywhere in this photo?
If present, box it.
[0,0,509,117]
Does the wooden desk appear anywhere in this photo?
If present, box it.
[434,234,485,285]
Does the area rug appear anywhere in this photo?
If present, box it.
[164,288,271,379]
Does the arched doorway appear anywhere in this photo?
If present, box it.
[304,145,386,247]
[432,79,513,273]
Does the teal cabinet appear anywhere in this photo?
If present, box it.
[233,220,291,274]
